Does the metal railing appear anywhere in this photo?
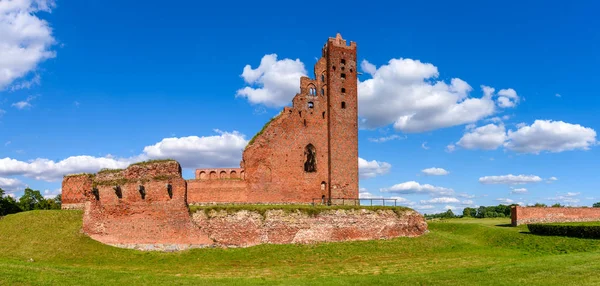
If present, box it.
[311,197,398,207]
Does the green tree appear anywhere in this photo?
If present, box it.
[551,203,563,208]
[463,207,476,217]
[593,202,600,208]
[18,188,45,211]
[0,188,22,216]
[533,203,547,207]
[442,209,455,218]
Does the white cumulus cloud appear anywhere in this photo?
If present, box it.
[504,120,597,154]
[421,167,449,176]
[420,197,460,204]
[0,177,25,192]
[0,130,249,182]
[358,59,506,133]
[479,174,543,185]
[143,130,248,169]
[368,134,406,143]
[496,88,520,108]
[236,54,307,107]
[358,157,391,179]
[457,123,507,150]
[381,181,454,196]
[496,198,515,204]
[510,187,528,194]
[0,0,56,90]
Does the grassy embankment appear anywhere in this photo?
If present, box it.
[1,210,600,285]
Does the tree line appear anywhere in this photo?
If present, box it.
[0,188,61,216]
[425,203,600,219]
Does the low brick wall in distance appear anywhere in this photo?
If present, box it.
[511,206,600,226]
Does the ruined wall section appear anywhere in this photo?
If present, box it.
[195,168,245,180]
[512,206,600,226]
[81,160,213,249]
[239,60,331,203]
[326,35,359,199]
[192,208,428,247]
[187,179,248,204]
[61,174,93,210]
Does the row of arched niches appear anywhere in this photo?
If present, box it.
[196,168,245,180]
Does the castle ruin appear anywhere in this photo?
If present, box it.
[58,35,427,250]
[63,33,359,209]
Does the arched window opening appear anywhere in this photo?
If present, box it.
[322,111,325,119]
[341,59,346,65]
[341,66,345,71]
[341,73,346,79]
[341,102,346,109]
[321,181,326,191]
[299,111,302,117]
[333,66,336,71]
[350,68,353,73]
[321,74,325,82]
[303,119,307,127]
[341,88,346,93]
[308,102,314,109]
[304,144,317,173]
[321,88,324,95]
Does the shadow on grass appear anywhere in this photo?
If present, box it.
[495,224,514,228]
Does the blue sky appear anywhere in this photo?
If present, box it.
[1,0,599,213]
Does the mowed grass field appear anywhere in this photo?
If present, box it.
[1,211,600,285]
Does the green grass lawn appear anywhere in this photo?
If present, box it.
[1,211,600,285]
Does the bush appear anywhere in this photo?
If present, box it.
[528,223,600,239]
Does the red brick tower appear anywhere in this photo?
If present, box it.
[187,34,359,204]
[324,33,359,200]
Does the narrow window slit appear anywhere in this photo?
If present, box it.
[91,188,100,201]
[166,184,173,199]
[113,186,122,199]
[139,185,146,200]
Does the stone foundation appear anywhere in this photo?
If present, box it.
[192,208,428,248]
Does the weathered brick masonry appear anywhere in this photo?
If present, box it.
[191,33,359,204]
[58,35,420,250]
[63,33,358,207]
[79,161,213,248]
[511,206,600,226]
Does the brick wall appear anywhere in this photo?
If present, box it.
[62,35,360,206]
[187,179,248,204]
[511,206,600,226]
[61,174,93,210]
[81,161,213,247]
[190,33,359,205]
[192,208,427,248]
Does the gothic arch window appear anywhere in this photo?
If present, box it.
[321,74,325,82]
[304,144,317,173]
